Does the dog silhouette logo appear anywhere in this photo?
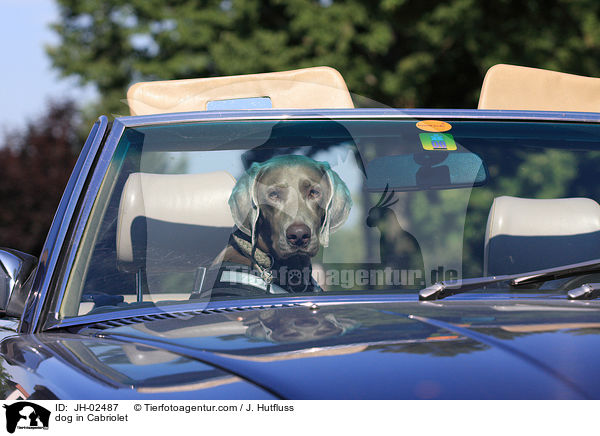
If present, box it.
[3,402,50,433]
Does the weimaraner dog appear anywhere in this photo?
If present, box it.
[220,155,352,293]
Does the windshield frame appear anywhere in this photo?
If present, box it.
[36,108,600,332]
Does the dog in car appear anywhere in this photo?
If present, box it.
[217,155,352,293]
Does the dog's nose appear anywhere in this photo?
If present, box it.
[286,223,311,247]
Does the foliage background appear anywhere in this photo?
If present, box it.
[47,0,600,115]
[4,0,600,256]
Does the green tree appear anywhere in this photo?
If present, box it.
[48,0,600,116]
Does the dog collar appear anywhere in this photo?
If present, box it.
[230,229,323,293]
[231,232,273,284]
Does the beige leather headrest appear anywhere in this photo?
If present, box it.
[478,64,600,112]
[127,66,354,115]
[117,171,235,263]
[484,196,600,275]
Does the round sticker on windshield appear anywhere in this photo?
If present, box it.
[416,120,452,132]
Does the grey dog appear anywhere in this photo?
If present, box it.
[220,155,352,292]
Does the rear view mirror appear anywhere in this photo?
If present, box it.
[365,151,488,191]
[0,248,37,316]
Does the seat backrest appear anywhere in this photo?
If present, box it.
[127,66,354,116]
[484,196,600,276]
[478,64,600,112]
[117,171,235,271]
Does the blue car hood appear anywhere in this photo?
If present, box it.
[87,298,600,399]
[5,298,600,399]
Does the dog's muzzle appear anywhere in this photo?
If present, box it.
[285,223,312,248]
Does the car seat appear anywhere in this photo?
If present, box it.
[116,171,236,300]
[484,196,600,276]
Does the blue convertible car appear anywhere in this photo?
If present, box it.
[2,65,600,399]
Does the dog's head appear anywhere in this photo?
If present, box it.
[229,155,352,260]
[245,311,358,343]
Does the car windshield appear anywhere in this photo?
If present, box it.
[59,117,600,318]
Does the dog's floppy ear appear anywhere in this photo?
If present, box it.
[320,163,352,247]
[228,162,262,241]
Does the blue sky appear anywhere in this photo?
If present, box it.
[1,0,97,132]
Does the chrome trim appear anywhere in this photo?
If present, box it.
[568,283,600,300]
[0,319,19,332]
[115,108,600,128]
[0,250,26,293]
[0,248,37,315]
[42,119,126,330]
[21,117,109,333]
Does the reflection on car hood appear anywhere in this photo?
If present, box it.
[5,298,600,399]
[91,298,600,399]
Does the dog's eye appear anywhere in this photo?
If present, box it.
[268,190,281,201]
[309,188,321,199]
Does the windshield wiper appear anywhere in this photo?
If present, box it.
[419,258,600,301]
